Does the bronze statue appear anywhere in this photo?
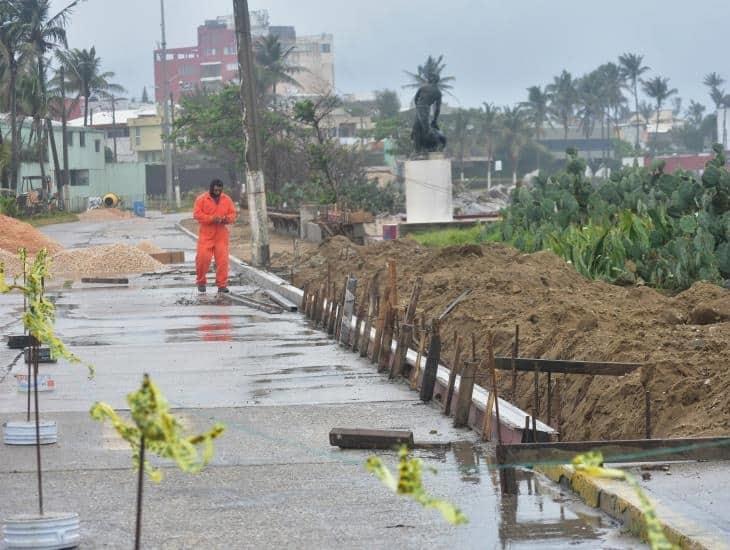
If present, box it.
[411,76,447,154]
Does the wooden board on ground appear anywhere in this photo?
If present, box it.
[329,428,414,449]
[497,437,730,465]
[81,277,129,284]
[150,251,185,264]
[494,357,641,376]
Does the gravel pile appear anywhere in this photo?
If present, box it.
[0,215,63,254]
[51,244,164,278]
[0,249,24,278]
[78,208,134,222]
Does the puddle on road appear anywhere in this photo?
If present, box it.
[404,442,642,549]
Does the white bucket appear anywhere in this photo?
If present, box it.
[2,512,80,549]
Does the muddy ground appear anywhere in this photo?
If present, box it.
[290,236,730,442]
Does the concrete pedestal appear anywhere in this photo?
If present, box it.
[404,157,453,223]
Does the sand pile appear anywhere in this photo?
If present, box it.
[0,215,63,254]
[51,244,164,278]
[78,208,134,222]
[136,240,164,254]
[293,237,730,441]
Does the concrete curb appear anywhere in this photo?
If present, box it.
[175,223,304,307]
[535,464,729,550]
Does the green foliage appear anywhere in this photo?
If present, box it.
[90,374,224,482]
[0,248,93,375]
[366,446,468,525]
[498,148,729,290]
[0,193,20,217]
[411,223,500,247]
[573,452,676,549]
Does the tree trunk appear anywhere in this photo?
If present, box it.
[83,92,89,127]
[46,120,62,201]
[0,131,8,188]
[9,61,19,190]
[61,67,70,210]
[633,81,640,152]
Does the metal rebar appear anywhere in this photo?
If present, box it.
[33,344,43,516]
[135,435,146,550]
[511,325,519,401]
[547,372,552,426]
[645,390,651,439]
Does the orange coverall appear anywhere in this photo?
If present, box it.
[193,191,237,288]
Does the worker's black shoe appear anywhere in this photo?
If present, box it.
[197,285,207,293]
[218,287,230,294]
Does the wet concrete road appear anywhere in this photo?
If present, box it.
[0,215,643,548]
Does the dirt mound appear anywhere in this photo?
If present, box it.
[292,237,730,441]
[51,244,164,279]
[0,215,63,255]
[78,208,134,222]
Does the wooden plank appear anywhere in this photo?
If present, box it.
[329,428,414,449]
[360,290,377,358]
[497,437,730,465]
[6,335,32,349]
[351,279,369,352]
[419,319,441,402]
[410,324,427,390]
[390,277,422,379]
[438,288,472,321]
[454,359,477,428]
[81,277,129,284]
[443,334,462,415]
[339,276,358,346]
[263,290,298,312]
[494,357,641,376]
[149,251,185,264]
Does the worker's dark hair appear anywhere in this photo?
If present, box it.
[209,179,224,191]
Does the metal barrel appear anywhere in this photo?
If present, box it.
[3,421,58,446]
[3,512,80,549]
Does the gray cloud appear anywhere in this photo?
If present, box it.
[52,0,727,109]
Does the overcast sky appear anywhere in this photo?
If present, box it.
[51,0,728,110]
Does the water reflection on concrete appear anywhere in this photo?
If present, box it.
[446,442,641,549]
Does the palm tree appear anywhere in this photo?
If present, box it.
[522,85,550,170]
[576,72,602,159]
[597,63,626,149]
[704,72,727,148]
[642,76,677,157]
[500,105,530,185]
[403,55,455,93]
[619,53,650,152]
[547,70,577,144]
[480,102,500,189]
[0,0,27,190]
[685,100,706,127]
[55,47,124,126]
[254,34,303,108]
[22,0,79,201]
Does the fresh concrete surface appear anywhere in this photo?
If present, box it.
[0,214,642,549]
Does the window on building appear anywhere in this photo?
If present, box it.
[224,46,236,55]
[67,131,73,146]
[200,63,222,79]
[338,123,357,138]
[226,63,238,72]
[206,48,217,56]
[106,127,129,138]
[69,169,89,186]
[179,64,194,76]
[134,127,141,146]
[79,131,86,147]
[95,139,101,153]
[321,43,331,53]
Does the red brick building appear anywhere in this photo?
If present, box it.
[154,19,240,103]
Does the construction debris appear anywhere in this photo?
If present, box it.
[136,240,164,254]
[78,208,134,222]
[293,237,730,441]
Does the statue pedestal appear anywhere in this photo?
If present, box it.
[404,157,453,223]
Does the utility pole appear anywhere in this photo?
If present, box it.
[159,0,174,206]
[233,0,270,267]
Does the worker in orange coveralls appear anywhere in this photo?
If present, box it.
[193,179,236,293]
